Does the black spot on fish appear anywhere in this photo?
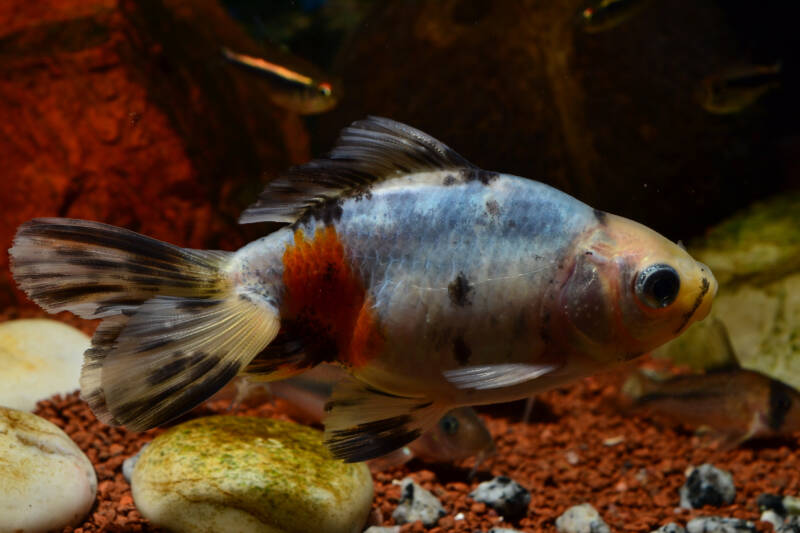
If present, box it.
[448,272,473,307]
[443,174,458,186]
[453,336,472,366]
[485,199,500,217]
[314,198,344,225]
[540,311,551,342]
[768,380,794,430]
[594,209,608,225]
[466,169,498,185]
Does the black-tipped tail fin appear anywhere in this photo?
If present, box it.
[81,292,280,431]
[10,218,229,318]
[323,379,445,463]
[10,217,283,431]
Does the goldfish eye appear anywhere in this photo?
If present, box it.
[318,83,332,97]
[439,414,459,435]
[635,264,680,308]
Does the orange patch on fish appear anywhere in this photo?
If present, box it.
[282,226,381,367]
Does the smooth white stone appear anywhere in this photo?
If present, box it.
[0,407,97,533]
[0,319,90,411]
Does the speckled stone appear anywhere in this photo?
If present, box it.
[555,503,611,533]
[0,406,97,532]
[391,477,446,526]
[686,516,756,533]
[680,464,736,509]
[652,524,687,533]
[0,318,90,411]
[131,415,373,533]
[469,475,531,521]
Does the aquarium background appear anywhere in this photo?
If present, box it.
[1,0,800,531]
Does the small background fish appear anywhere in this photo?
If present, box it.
[221,46,342,114]
[698,63,782,115]
[577,0,651,33]
[623,366,800,447]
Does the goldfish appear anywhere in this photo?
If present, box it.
[233,365,495,469]
[698,63,782,115]
[577,0,651,34]
[624,367,800,445]
[9,116,716,462]
[221,46,341,114]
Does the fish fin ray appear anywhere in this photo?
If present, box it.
[239,116,476,224]
[10,218,230,318]
[80,291,280,431]
[323,378,445,462]
[444,363,559,391]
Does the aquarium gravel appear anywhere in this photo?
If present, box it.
[25,374,790,532]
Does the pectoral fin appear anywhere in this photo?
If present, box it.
[443,363,559,391]
[323,379,445,463]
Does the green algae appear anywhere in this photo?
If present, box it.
[135,416,371,531]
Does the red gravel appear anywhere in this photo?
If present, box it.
[13,310,797,532]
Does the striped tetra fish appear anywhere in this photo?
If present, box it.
[10,117,717,462]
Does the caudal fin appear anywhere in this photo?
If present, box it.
[10,218,280,431]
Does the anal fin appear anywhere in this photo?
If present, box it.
[81,290,280,431]
[323,379,445,463]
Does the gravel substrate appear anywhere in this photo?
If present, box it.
[10,310,799,532]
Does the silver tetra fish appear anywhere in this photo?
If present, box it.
[221,46,341,114]
[10,117,717,462]
[236,365,495,469]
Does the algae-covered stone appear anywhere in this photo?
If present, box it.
[131,415,373,533]
[0,406,97,533]
[655,192,800,389]
[0,318,90,411]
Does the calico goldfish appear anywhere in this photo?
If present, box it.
[624,368,800,445]
[221,46,341,114]
[10,117,717,462]
[237,365,495,468]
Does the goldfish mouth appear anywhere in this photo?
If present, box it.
[673,277,712,334]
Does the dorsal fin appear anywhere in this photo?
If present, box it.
[239,116,477,224]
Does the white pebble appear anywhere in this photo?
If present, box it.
[0,407,96,533]
[0,319,89,411]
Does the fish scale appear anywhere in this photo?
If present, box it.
[9,116,717,462]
